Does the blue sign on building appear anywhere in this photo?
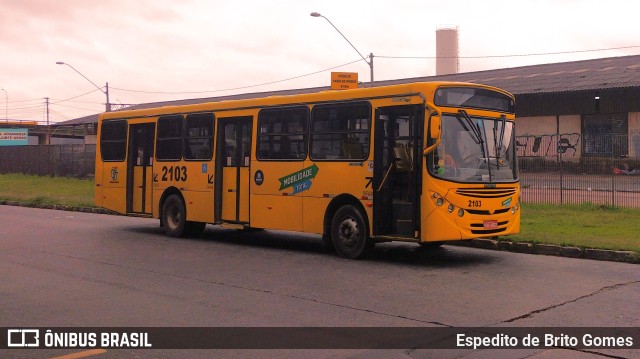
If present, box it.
[0,128,29,146]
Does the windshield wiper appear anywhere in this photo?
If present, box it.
[491,114,508,167]
[497,115,506,160]
[457,110,484,145]
[459,110,492,181]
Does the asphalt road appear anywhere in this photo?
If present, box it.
[1,205,638,359]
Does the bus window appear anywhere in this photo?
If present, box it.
[310,102,370,160]
[184,113,214,160]
[100,120,127,161]
[257,107,308,160]
[156,115,184,161]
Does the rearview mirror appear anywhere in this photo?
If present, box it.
[430,115,441,139]
[423,115,441,156]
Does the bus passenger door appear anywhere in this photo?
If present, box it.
[215,116,252,223]
[127,123,155,214]
[373,105,422,237]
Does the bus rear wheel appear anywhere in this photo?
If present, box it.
[162,194,187,237]
[331,205,369,259]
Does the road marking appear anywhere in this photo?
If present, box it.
[50,349,107,359]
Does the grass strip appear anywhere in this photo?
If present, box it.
[1,174,638,253]
[0,173,95,208]
[510,203,640,252]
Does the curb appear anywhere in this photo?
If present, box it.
[0,200,118,215]
[2,201,638,264]
[454,238,639,264]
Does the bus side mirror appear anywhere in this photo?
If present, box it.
[429,115,441,139]
[423,115,441,156]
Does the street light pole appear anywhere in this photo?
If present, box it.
[1,88,7,122]
[310,12,374,84]
[56,61,111,112]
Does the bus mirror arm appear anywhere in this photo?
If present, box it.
[423,137,440,156]
[423,102,441,156]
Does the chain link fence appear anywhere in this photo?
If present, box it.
[1,138,639,208]
[518,133,640,208]
[0,144,96,178]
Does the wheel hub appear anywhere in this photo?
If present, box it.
[338,218,359,248]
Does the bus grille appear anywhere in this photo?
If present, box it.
[471,228,507,235]
[466,208,510,215]
[456,188,517,198]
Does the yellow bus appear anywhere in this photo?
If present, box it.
[95,82,519,259]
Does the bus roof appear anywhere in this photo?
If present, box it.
[99,81,513,121]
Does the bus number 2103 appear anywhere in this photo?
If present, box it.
[161,166,187,182]
[468,200,482,208]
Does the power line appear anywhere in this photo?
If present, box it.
[49,99,104,105]
[6,98,45,104]
[50,88,103,105]
[10,103,45,111]
[111,58,362,95]
[377,45,640,60]
[52,103,102,112]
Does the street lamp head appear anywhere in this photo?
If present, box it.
[310,12,322,17]
[55,61,65,65]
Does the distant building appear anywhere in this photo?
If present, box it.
[57,54,640,160]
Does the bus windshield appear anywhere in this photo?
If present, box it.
[430,113,517,183]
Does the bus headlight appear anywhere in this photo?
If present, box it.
[436,198,444,206]
[447,204,454,213]
[458,208,465,217]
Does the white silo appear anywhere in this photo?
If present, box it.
[436,27,459,75]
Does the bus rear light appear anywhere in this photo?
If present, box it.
[365,202,373,208]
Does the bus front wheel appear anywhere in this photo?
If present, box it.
[331,205,369,259]
[162,194,187,237]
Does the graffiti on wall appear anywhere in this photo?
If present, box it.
[515,133,581,158]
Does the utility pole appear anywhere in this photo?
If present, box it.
[44,97,51,144]
[310,12,374,84]
[45,97,50,126]
[1,88,7,122]
[56,62,111,112]
[105,82,110,112]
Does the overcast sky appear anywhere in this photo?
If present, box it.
[1,0,638,123]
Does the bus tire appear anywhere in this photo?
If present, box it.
[331,205,369,259]
[162,194,187,237]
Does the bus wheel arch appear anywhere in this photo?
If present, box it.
[159,188,206,237]
[324,195,372,259]
[160,188,187,237]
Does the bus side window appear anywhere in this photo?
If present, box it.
[157,115,184,161]
[257,106,309,161]
[185,113,214,161]
[310,102,371,161]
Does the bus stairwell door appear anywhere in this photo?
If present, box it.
[127,123,155,214]
[215,116,252,223]
[373,105,422,237]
